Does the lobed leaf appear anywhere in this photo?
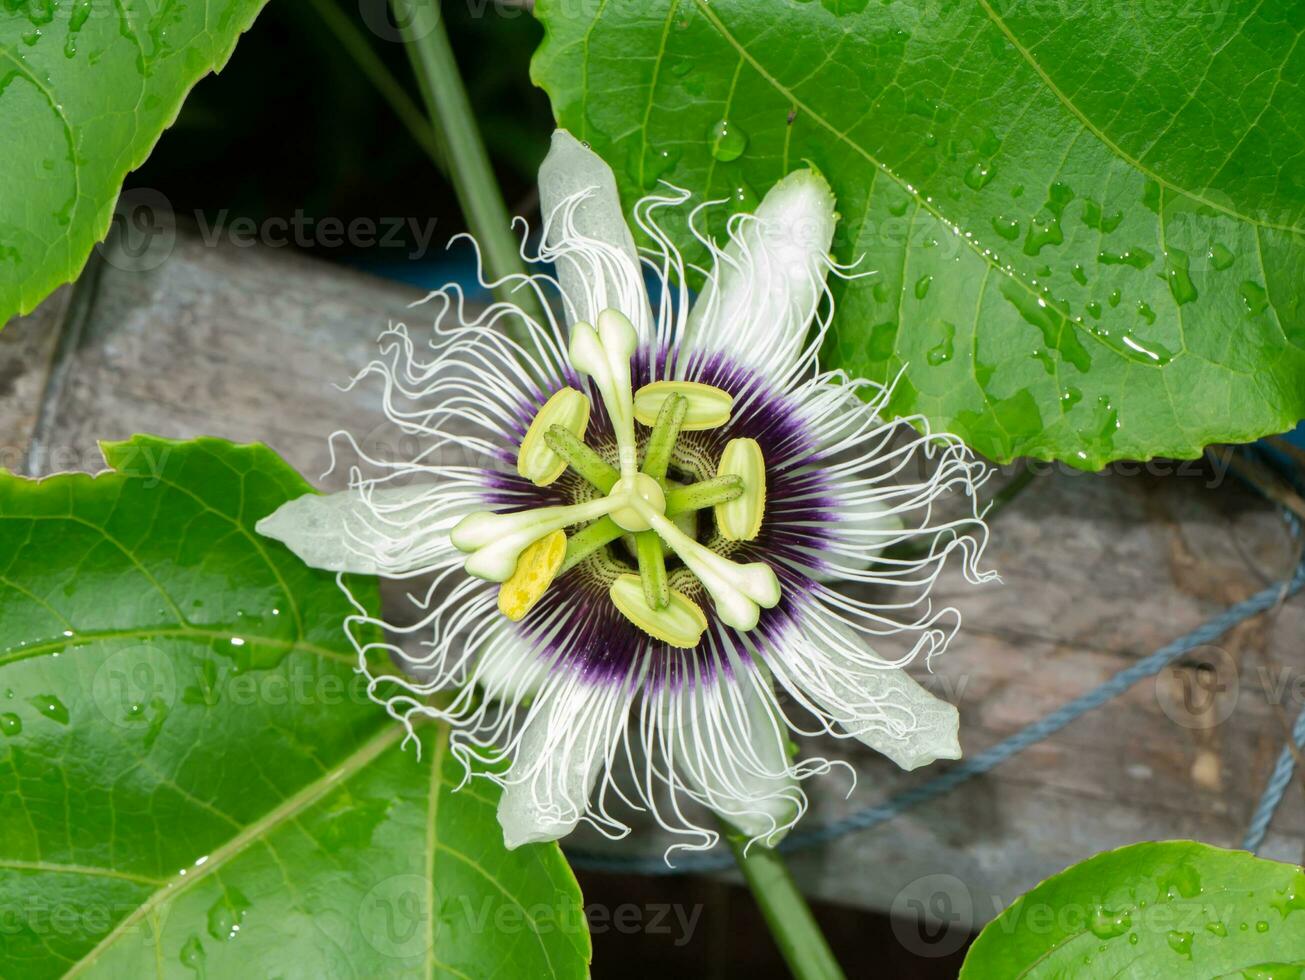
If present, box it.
[0,436,590,978]
[961,841,1305,977]
[533,0,1305,467]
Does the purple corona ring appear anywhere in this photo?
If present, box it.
[257,130,996,856]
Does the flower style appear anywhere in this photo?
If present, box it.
[257,130,995,855]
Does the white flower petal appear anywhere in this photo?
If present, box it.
[538,129,652,338]
[776,615,961,771]
[683,168,837,382]
[256,485,474,576]
[472,618,548,704]
[668,666,801,845]
[842,665,960,771]
[497,680,624,848]
[813,477,906,582]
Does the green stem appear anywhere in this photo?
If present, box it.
[306,0,448,173]
[545,426,619,493]
[725,833,846,980]
[390,0,543,335]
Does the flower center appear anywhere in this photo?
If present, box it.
[608,473,665,532]
[451,308,781,646]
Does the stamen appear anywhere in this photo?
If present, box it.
[636,502,780,631]
[640,392,687,481]
[635,530,670,609]
[715,437,766,541]
[559,516,624,573]
[516,387,591,486]
[609,573,707,648]
[544,424,618,493]
[665,475,744,516]
[568,309,639,478]
[498,530,566,621]
[452,496,619,581]
[633,380,733,431]
[464,299,777,638]
[634,393,685,610]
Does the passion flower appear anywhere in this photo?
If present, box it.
[258,130,994,855]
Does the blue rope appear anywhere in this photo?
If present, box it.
[1242,700,1305,852]
[566,556,1305,876]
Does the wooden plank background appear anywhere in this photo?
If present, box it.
[3,226,1302,943]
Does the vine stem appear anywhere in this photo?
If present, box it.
[306,0,448,172]
[725,832,847,980]
[389,0,544,335]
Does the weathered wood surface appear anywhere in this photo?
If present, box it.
[3,227,1302,939]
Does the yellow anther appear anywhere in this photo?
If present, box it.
[517,388,591,486]
[497,530,567,621]
[609,573,707,648]
[715,438,766,541]
[633,381,733,431]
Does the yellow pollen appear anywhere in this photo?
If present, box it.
[497,530,567,621]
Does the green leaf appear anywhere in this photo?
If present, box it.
[0,436,590,978]
[0,0,268,325]
[532,0,1305,467]
[960,841,1305,978]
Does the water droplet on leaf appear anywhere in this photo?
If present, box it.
[1239,280,1268,315]
[1088,906,1132,939]
[991,215,1020,240]
[180,935,206,975]
[28,694,68,725]
[964,161,994,190]
[1163,248,1198,305]
[1098,248,1154,270]
[926,322,954,365]
[1143,179,1162,214]
[207,888,251,942]
[1081,198,1123,233]
[707,119,748,162]
[1207,242,1234,271]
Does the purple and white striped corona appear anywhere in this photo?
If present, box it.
[258,131,995,856]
